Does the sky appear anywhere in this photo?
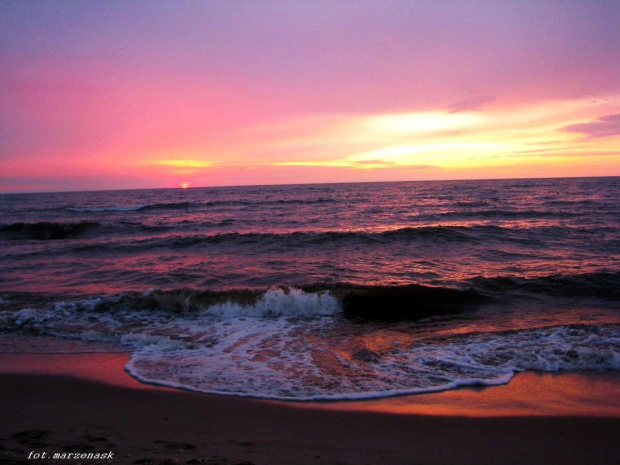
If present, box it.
[1,0,619,192]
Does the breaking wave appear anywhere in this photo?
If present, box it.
[2,273,617,323]
[1,286,618,400]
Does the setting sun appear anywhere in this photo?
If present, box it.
[1,2,618,192]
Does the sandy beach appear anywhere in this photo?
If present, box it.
[1,352,619,465]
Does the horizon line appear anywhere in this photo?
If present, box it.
[0,174,617,196]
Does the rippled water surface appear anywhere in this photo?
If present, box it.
[1,177,618,399]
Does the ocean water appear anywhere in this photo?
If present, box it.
[0,177,619,400]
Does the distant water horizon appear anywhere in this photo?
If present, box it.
[1,174,616,196]
[1,176,618,400]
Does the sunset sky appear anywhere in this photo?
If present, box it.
[1,0,619,192]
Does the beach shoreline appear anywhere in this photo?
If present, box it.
[1,351,619,417]
[1,352,619,464]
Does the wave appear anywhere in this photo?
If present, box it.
[67,206,145,213]
[101,273,618,318]
[469,272,620,301]
[542,199,599,207]
[337,284,486,322]
[140,202,197,211]
[101,226,486,251]
[126,274,617,319]
[67,202,194,213]
[203,198,337,207]
[273,198,336,205]
[419,210,584,221]
[2,288,618,400]
[66,201,596,216]
[2,271,616,326]
[73,224,598,253]
[453,200,493,207]
[66,198,338,214]
[4,270,615,321]
[0,221,101,240]
[0,284,485,327]
[137,287,342,318]
[138,284,489,321]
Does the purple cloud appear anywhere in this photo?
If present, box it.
[448,95,496,113]
[562,113,620,139]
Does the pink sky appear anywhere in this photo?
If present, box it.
[1,1,619,192]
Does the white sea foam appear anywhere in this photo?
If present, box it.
[206,288,341,318]
[4,292,619,400]
[120,332,191,350]
[124,323,620,400]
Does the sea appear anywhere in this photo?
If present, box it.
[0,177,619,401]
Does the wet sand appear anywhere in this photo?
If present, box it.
[1,352,619,464]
